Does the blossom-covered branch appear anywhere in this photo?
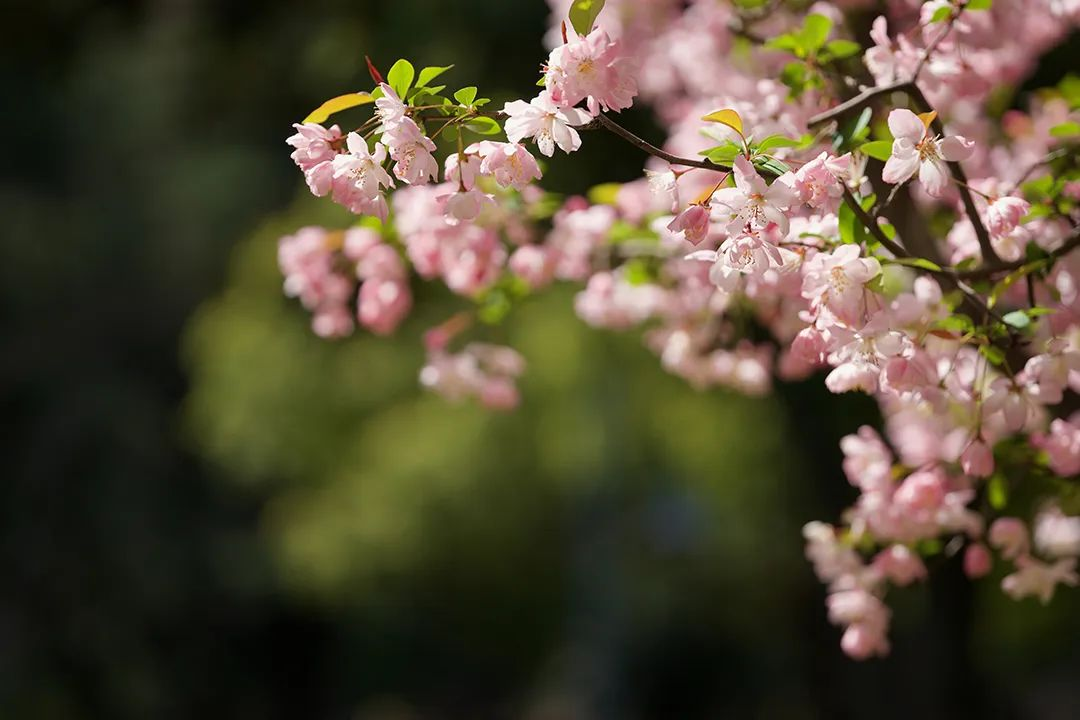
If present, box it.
[279,0,1080,660]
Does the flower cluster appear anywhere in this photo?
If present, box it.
[279,0,1080,659]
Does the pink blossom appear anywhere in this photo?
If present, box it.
[374,83,409,130]
[873,545,927,586]
[1032,419,1080,476]
[960,439,994,478]
[443,188,495,222]
[312,305,354,339]
[331,133,395,219]
[989,517,1029,560]
[803,522,868,587]
[1002,556,1078,604]
[881,109,974,197]
[712,156,798,235]
[1034,506,1080,558]
[964,543,992,578]
[357,277,411,335]
[840,426,893,492]
[383,118,439,185]
[503,91,592,157]
[802,245,882,327]
[827,589,891,660]
[420,342,525,410]
[645,169,680,212]
[666,204,711,245]
[893,469,947,513]
[287,122,341,171]
[986,196,1031,238]
[793,152,850,212]
[863,16,918,87]
[508,245,555,288]
[444,150,482,191]
[476,141,543,190]
[544,27,638,114]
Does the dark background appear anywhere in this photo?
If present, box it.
[3,1,1080,718]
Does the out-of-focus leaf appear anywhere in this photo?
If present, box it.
[568,0,606,35]
[303,93,374,124]
[702,108,744,137]
[859,140,893,161]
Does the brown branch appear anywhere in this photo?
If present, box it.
[808,81,912,128]
[957,226,1080,280]
[592,113,734,173]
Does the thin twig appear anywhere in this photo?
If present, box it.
[593,113,734,173]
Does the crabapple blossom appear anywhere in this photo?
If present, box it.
[331,133,395,220]
[475,141,543,190]
[986,196,1031,238]
[964,543,992,579]
[544,27,638,114]
[989,518,1030,560]
[1001,556,1078,604]
[279,0,1080,661]
[503,91,592,157]
[1034,506,1080,558]
[666,204,711,245]
[1032,418,1080,476]
[712,156,799,235]
[881,109,974,196]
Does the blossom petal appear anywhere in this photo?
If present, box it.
[918,157,949,196]
[887,109,925,143]
[881,144,919,185]
[939,135,974,162]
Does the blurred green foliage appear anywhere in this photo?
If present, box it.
[4,0,1080,717]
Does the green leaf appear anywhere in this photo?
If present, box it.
[824,39,862,60]
[934,314,975,334]
[701,108,744,136]
[568,0,606,35]
[765,33,803,55]
[800,13,832,52]
[387,59,415,98]
[464,116,501,135]
[886,257,942,272]
[699,142,742,165]
[302,92,374,123]
[754,134,800,153]
[416,65,453,88]
[967,0,992,9]
[979,344,1006,366]
[454,86,478,106]
[753,156,791,176]
[988,473,1008,510]
[1002,310,1031,329]
[588,183,622,205]
[859,140,893,162]
[779,61,808,95]
[1050,121,1080,137]
[988,260,1046,308]
[930,5,952,21]
[837,200,866,245]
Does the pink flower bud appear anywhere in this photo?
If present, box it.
[479,377,521,410]
[508,245,554,288]
[960,440,994,478]
[894,470,946,512]
[666,204,711,245]
[873,545,927,586]
[841,624,886,661]
[963,543,992,578]
[986,196,1030,238]
[357,278,411,335]
[988,517,1029,560]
